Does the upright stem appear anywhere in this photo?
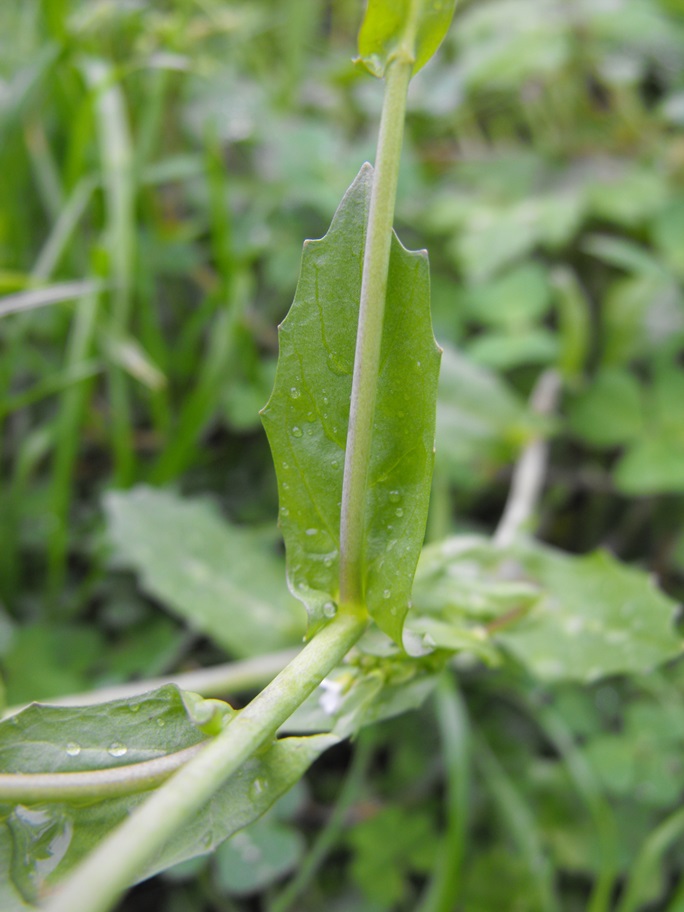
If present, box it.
[338,52,413,608]
[44,611,367,912]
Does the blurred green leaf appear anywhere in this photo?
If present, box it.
[614,365,684,494]
[464,263,552,329]
[105,487,305,657]
[214,814,304,896]
[652,198,684,278]
[348,805,437,905]
[466,328,558,370]
[435,345,543,488]
[567,368,643,448]
[2,624,105,705]
[499,544,682,683]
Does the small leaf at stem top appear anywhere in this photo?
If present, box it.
[357,0,458,78]
[261,165,440,642]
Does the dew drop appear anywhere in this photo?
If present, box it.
[289,387,301,399]
[250,778,266,799]
[156,718,165,727]
[65,743,81,757]
[282,481,289,490]
[323,601,337,618]
[281,506,290,517]
[422,633,437,651]
[108,743,128,758]
[323,396,329,405]
[291,426,303,438]
[129,704,140,713]
[388,490,401,503]
[305,528,318,536]
[331,460,339,469]
[383,589,392,599]
[282,461,289,470]
[395,507,404,517]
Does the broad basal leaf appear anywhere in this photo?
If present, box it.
[410,536,682,683]
[357,0,458,78]
[260,165,440,641]
[105,487,305,657]
[499,544,683,682]
[0,686,335,908]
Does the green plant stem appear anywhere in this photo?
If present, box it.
[533,703,618,912]
[269,727,375,912]
[476,730,560,912]
[616,806,684,912]
[338,51,413,608]
[0,743,203,803]
[2,648,299,718]
[44,610,367,912]
[416,673,470,912]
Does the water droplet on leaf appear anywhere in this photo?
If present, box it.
[323,601,337,618]
[65,743,81,757]
[291,426,303,438]
[108,743,128,758]
[289,387,301,399]
[388,490,401,503]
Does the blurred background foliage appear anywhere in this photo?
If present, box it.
[2,0,684,909]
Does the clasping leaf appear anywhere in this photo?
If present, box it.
[261,166,440,642]
[357,0,458,78]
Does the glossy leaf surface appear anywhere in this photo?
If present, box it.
[0,686,335,908]
[357,0,458,78]
[261,165,440,640]
[105,487,305,656]
[0,685,205,773]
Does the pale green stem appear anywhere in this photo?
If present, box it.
[3,648,298,719]
[269,727,375,912]
[43,611,367,912]
[616,807,684,912]
[416,674,470,912]
[0,744,203,803]
[338,51,414,608]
